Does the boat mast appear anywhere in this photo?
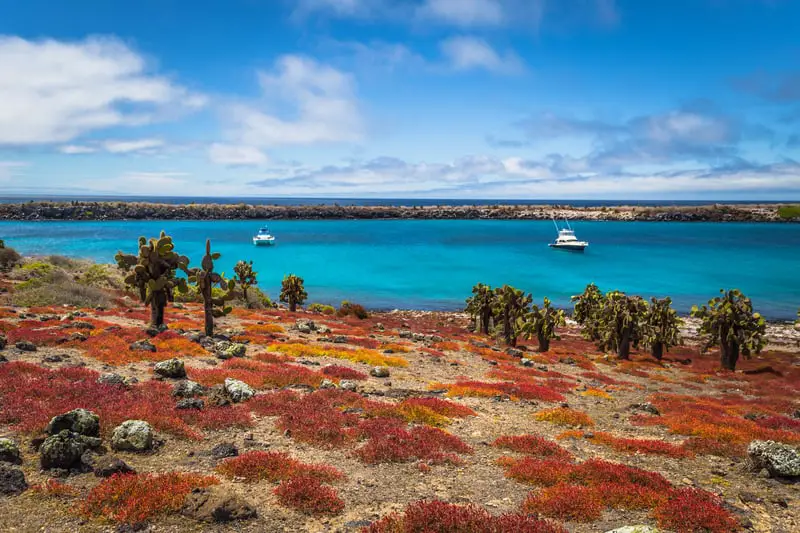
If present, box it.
[564,218,572,231]
[552,217,560,233]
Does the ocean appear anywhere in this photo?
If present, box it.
[1,219,798,319]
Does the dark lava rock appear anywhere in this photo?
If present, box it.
[98,373,127,386]
[42,354,64,363]
[629,402,661,416]
[206,385,232,407]
[15,340,37,352]
[153,358,186,379]
[181,488,257,522]
[0,464,28,495]
[176,398,205,410]
[70,321,96,330]
[145,324,168,337]
[345,520,373,529]
[40,430,101,470]
[129,339,156,352]
[210,442,238,459]
[506,348,523,358]
[0,438,22,465]
[172,380,206,398]
[93,456,135,478]
[46,408,100,437]
[68,332,88,342]
[0,354,7,363]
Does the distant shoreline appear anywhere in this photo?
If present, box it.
[0,201,798,222]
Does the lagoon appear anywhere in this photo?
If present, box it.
[1,220,798,319]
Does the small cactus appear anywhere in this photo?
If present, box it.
[595,290,648,360]
[520,297,566,352]
[280,274,307,312]
[115,232,190,328]
[233,260,258,306]
[643,297,682,360]
[465,283,496,335]
[188,240,237,336]
[493,285,531,347]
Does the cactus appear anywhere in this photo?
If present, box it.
[188,240,236,336]
[571,283,604,341]
[595,290,648,360]
[280,274,307,312]
[520,297,566,352]
[643,297,682,360]
[233,260,258,306]
[493,285,532,347]
[465,283,496,335]
[115,232,190,328]
[691,289,767,371]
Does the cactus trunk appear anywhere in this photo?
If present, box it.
[289,298,297,313]
[720,340,739,370]
[150,292,166,327]
[617,328,631,360]
[242,286,249,304]
[202,278,214,337]
[480,309,491,335]
[537,333,550,352]
[651,341,664,360]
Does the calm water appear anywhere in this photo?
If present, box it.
[1,220,798,319]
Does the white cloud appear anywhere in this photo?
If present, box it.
[440,36,523,74]
[0,35,205,145]
[208,143,269,166]
[59,145,97,154]
[102,138,165,154]
[419,0,505,27]
[220,55,362,148]
[0,161,27,182]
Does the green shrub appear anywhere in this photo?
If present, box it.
[10,261,56,281]
[308,303,336,315]
[337,301,369,319]
[10,277,112,308]
[79,263,124,290]
[0,247,21,272]
[777,205,800,219]
[47,255,80,269]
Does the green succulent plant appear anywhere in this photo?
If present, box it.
[280,274,308,312]
[642,296,682,360]
[493,284,532,347]
[571,283,604,341]
[520,297,566,352]
[595,290,648,360]
[233,260,258,305]
[188,240,237,336]
[691,289,767,371]
[465,283,496,335]
[115,232,190,328]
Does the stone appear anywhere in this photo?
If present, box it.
[0,354,7,363]
[181,487,257,523]
[339,380,358,391]
[0,438,21,465]
[0,334,6,350]
[506,348,523,358]
[319,379,336,389]
[145,324,168,337]
[332,335,348,343]
[185,331,204,343]
[345,520,373,529]
[399,330,413,339]
[215,341,246,359]
[316,324,331,334]
[206,385,232,407]
[370,366,390,378]
[40,430,101,470]
[46,408,100,437]
[98,373,127,386]
[172,379,205,398]
[93,456,135,477]
[520,358,533,367]
[0,464,27,495]
[604,527,660,533]
[154,358,186,379]
[42,354,64,363]
[15,340,37,352]
[176,398,205,410]
[210,442,238,459]
[224,378,254,403]
[129,339,156,352]
[70,321,95,330]
[630,403,661,416]
[295,319,316,334]
[111,420,154,452]
[748,440,800,478]
[68,332,87,342]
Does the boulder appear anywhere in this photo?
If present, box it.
[210,442,238,459]
[68,332,87,342]
[42,354,64,363]
[40,430,101,470]
[46,408,100,437]
[295,319,316,334]
[0,334,6,350]
[748,440,800,478]
[172,380,206,398]
[176,398,205,410]
[97,372,127,386]
[206,385,232,407]
[129,339,156,352]
[181,487,257,523]
[154,358,186,379]
[316,324,331,334]
[93,456,135,478]
[520,358,534,367]
[145,324,168,337]
[224,378,254,403]
[0,438,21,465]
[0,354,7,363]
[339,380,358,391]
[319,379,336,390]
[214,341,246,359]
[111,420,154,452]
[370,366,390,378]
[0,464,27,495]
[15,340,37,352]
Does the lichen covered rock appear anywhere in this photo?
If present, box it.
[748,440,800,478]
[111,420,154,452]
[0,464,27,495]
[172,379,206,398]
[154,358,187,379]
[0,438,21,465]
[46,408,100,437]
[224,378,254,403]
[39,430,101,470]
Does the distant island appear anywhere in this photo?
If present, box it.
[0,201,799,222]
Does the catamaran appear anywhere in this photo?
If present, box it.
[252,226,276,246]
[548,219,588,252]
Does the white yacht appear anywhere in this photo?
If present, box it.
[548,219,588,251]
[252,226,276,246]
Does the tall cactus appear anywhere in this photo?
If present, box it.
[188,240,237,336]
[465,283,496,335]
[233,260,258,305]
[643,296,682,360]
[280,274,308,312]
[115,232,189,328]
[596,290,648,360]
[493,285,532,347]
[520,297,566,352]
[691,289,766,371]
[571,283,604,341]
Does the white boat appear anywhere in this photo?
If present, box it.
[252,226,276,246]
[548,219,588,251]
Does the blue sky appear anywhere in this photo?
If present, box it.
[0,0,799,199]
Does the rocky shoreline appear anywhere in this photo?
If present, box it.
[0,201,797,222]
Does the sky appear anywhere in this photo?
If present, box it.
[0,0,799,199]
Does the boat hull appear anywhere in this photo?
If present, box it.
[253,238,275,246]
[549,243,587,252]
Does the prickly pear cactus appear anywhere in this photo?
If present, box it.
[188,240,236,336]
[280,274,307,312]
[233,260,258,305]
[115,232,190,327]
[520,297,566,352]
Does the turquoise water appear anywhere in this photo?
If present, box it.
[1,220,798,319]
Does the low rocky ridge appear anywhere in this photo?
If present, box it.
[0,201,796,222]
